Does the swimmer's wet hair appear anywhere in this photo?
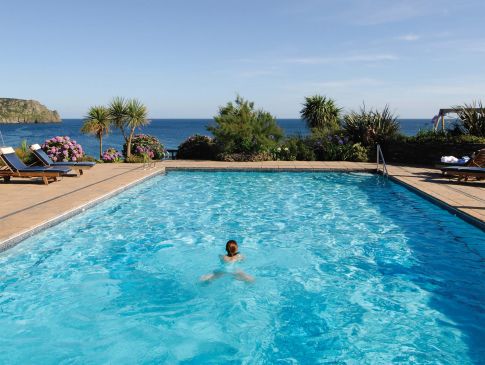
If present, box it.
[226,240,238,256]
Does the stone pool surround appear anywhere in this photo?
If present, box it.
[0,161,483,252]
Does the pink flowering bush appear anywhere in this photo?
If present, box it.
[102,148,123,163]
[41,136,84,162]
[123,134,165,160]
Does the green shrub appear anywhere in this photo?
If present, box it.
[77,155,97,162]
[313,136,351,161]
[452,101,485,137]
[15,140,36,165]
[122,134,165,160]
[125,155,147,163]
[270,145,295,161]
[269,136,316,161]
[399,129,485,144]
[312,135,370,161]
[15,139,36,165]
[207,96,282,155]
[290,137,316,161]
[271,146,295,161]
[350,143,370,162]
[217,151,273,162]
[342,104,400,146]
[384,131,485,164]
[177,135,217,160]
[300,95,341,135]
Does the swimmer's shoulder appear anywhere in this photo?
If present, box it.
[220,254,244,262]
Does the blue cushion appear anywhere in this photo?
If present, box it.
[19,166,71,174]
[441,166,485,172]
[32,148,96,167]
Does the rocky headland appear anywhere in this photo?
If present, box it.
[0,98,61,123]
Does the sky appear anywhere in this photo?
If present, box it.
[1,0,485,118]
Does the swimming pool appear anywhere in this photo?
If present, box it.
[1,171,484,364]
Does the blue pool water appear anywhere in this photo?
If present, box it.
[1,172,484,364]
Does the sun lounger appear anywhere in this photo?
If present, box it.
[440,166,485,181]
[440,148,485,178]
[467,148,485,168]
[30,144,95,175]
[0,147,71,185]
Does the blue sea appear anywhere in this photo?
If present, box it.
[0,119,432,157]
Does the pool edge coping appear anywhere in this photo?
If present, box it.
[0,169,164,253]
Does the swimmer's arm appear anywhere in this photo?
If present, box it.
[234,270,254,282]
[200,271,224,282]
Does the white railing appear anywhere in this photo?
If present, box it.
[376,144,388,177]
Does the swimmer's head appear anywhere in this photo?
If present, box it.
[226,240,238,257]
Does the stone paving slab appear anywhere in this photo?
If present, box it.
[1,161,483,251]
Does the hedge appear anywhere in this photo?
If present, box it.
[383,143,485,165]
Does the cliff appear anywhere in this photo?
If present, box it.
[0,98,61,123]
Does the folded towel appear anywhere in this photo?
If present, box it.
[441,156,470,164]
[441,156,459,163]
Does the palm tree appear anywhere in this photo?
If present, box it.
[108,96,128,142]
[300,95,341,134]
[125,98,149,158]
[81,106,110,159]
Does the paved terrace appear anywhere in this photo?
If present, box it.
[1,161,483,251]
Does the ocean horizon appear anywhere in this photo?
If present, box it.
[0,118,434,157]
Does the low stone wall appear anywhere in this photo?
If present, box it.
[384,143,485,165]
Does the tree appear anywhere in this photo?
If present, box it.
[207,96,282,154]
[108,97,150,158]
[108,96,129,142]
[300,95,341,134]
[81,106,110,159]
[124,99,149,158]
[453,101,485,137]
[342,104,399,146]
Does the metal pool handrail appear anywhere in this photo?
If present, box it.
[376,144,388,177]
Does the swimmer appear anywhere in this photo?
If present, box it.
[220,239,244,262]
[200,240,254,282]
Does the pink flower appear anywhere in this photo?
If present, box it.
[72,156,77,161]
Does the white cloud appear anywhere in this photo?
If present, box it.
[238,69,277,78]
[284,54,398,64]
[284,78,384,94]
[412,84,485,96]
[344,1,434,25]
[397,33,420,41]
[312,78,383,89]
